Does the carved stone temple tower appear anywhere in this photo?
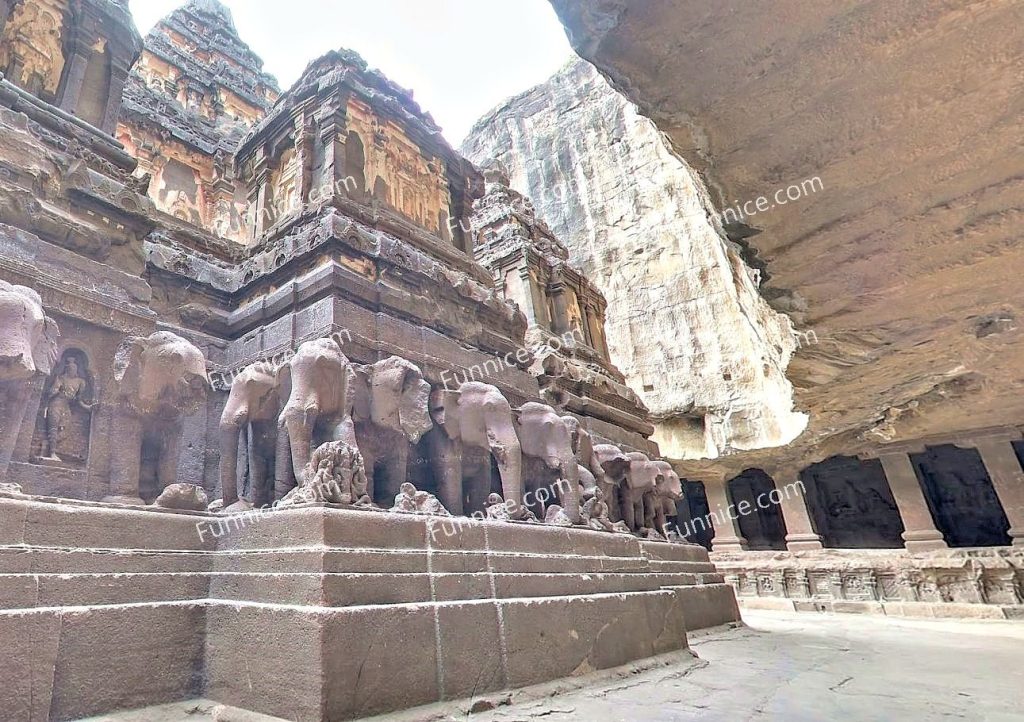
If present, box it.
[472,164,656,454]
[0,4,741,719]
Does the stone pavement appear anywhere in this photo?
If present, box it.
[81,610,1024,721]
[459,610,1024,721]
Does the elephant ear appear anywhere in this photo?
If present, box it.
[428,386,460,440]
[275,360,293,413]
[351,363,372,422]
[112,336,146,399]
[399,367,433,443]
[33,316,60,376]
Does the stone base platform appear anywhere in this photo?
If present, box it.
[0,494,739,721]
[713,548,1024,620]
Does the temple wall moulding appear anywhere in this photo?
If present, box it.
[714,548,1024,619]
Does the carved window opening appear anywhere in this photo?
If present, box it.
[728,469,787,551]
[373,176,389,205]
[804,455,904,548]
[911,444,1012,547]
[267,146,299,223]
[344,131,366,198]
[31,348,94,469]
[157,158,202,225]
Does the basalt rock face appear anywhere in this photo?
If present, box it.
[462,58,807,460]
[548,1,1024,473]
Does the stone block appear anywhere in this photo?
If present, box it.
[48,604,205,720]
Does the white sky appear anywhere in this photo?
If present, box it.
[128,0,574,145]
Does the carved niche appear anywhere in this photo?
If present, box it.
[0,0,68,101]
[32,348,95,468]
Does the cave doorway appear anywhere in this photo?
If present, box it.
[803,456,904,548]
[676,480,713,550]
[911,444,1011,547]
[728,469,787,550]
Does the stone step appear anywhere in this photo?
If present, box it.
[0,568,669,610]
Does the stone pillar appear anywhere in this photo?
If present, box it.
[99,58,131,134]
[548,281,570,336]
[771,467,824,551]
[104,410,144,505]
[877,451,947,552]
[703,478,747,551]
[516,267,542,326]
[294,115,315,203]
[974,438,1024,546]
[58,28,92,116]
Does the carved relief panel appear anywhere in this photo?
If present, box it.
[0,0,68,101]
[345,98,452,237]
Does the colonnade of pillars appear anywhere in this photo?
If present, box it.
[697,435,1024,553]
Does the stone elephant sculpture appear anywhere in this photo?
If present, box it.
[426,381,522,516]
[351,356,433,505]
[561,415,603,493]
[275,333,357,499]
[514,403,581,524]
[619,452,665,533]
[110,331,209,503]
[592,443,630,523]
[0,281,59,479]
[218,362,285,511]
[649,460,684,536]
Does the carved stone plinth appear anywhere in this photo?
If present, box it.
[0,494,739,720]
[713,547,1024,620]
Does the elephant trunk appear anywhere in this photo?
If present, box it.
[490,426,523,514]
[218,420,243,506]
[282,405,315,485]
[558,451,581,524]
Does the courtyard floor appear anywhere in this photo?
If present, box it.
[460,610,1024,721]
[84,610,1024,721]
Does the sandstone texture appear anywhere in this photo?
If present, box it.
[463,58,807,460]
[548,0,1024,474]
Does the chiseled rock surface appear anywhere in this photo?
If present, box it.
[547,1,1024,472]
[462,58,806,459]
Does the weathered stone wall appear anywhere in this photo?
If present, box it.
[462,58,806,459]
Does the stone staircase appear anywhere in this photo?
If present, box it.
[0,494,739,720]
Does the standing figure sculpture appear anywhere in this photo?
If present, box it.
[41,357,94,461]
[0,281,59,479]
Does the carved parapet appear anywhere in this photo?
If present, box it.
[712,547,1024,617]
